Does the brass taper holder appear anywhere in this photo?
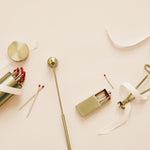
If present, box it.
[118,64,150,109]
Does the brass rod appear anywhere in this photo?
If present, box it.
[128,88,150,102]
[52,68,71,150]
[53,68,64,114]
[123,74,149,103]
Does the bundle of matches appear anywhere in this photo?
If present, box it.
[0,67,25,106]
[12,67,25,84]
[19,84,45,118]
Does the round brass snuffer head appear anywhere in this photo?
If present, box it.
[47,57,58,68]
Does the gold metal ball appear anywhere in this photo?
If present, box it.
[47,57,58,68]
[8,41,29,62]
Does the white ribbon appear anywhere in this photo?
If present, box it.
[97,82,149,135]
[0,85,23,95]
[105,26,150,48]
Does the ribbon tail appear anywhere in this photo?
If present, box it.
[0,85,23,95]
[105,25,150,48]
[97,104,131,135]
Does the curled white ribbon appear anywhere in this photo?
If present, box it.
[97,82,149,135]
[0,85,23,95]
[105,26,150,48]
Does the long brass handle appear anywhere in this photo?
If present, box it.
[62,114,71,150]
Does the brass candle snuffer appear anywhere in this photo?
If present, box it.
[118,64,150,109]
[47,57,71,150]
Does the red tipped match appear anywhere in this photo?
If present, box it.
[42,85,45,88]
[15,68,19,76]
[20,74,24,78]
[23,71,25,76]
[21,74,25,79]
[20,67,24,73]
[104,74,114,89]
[15,72,19,77]
[38,84,41,87]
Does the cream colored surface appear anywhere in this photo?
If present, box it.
[0,0,150,150]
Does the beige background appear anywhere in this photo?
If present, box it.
[0,0,150,149]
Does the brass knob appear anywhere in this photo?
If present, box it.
[47,57,58,68]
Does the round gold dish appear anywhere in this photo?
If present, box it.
[8,41,29,62]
